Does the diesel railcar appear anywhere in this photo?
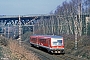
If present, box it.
[30,35,65,54]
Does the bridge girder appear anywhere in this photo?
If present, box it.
[0,15,51,26]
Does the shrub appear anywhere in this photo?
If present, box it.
[0,36,8,46]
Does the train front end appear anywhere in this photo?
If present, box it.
[50,36,65,54]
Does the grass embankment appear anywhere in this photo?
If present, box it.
[0,36,40,60]
[64,35,90,59]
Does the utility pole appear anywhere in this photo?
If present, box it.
[74,0,82,50]
[51,16,54,35]
[8,23,9,38]
[74,15,78,50]
[86,17,88,35]
[18,15,22,46]
[78,0,82,36]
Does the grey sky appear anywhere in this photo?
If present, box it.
[0,0,69,15]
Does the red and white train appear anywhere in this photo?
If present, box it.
[30,35,65,54]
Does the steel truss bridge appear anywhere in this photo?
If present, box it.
[0,14,54,39]
[0,14,51,26]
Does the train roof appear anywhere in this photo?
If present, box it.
[30,35,63,39]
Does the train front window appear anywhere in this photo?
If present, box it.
[53,42,57,45]
[57,40,62,45]
[53,40,62,46]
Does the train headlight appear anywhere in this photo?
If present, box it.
[58,51,60,53]
[55,51,57,53]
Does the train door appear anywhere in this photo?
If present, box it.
[47,38,51,53]
[47,38,50,48]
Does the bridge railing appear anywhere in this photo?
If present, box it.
[0,14,52,18]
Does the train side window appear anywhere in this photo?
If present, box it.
[40,39,46,43]
[32,38,36,40]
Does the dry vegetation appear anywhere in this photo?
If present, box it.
[8,40,40,60]
[0,36,40,60]
[63,35,90,59]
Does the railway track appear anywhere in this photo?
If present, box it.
[22,42,63,60]
[22,42,51,60]
[22,42,86,60]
